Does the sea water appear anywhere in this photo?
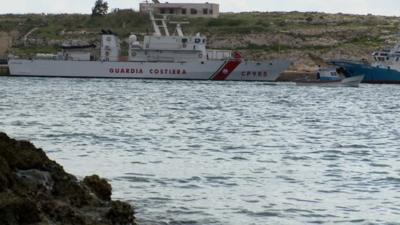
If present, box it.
[1,77,400,224]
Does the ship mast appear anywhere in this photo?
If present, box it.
[149,0,170,36]
[147,0,190,37]
[149,11,162,36]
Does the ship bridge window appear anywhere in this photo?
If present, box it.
[191,9,197,15]
[203,9,208,15]
[182,38,188,43]
[202,39,206,44]
[182,8,187,14]
[195,38,201,44]
[397,57,399,61]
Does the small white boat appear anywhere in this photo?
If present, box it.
[296,75,364,87]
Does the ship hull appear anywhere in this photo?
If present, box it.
[8,59,290,81]
[331,60,400,84]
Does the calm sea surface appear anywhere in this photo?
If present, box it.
[1,77,400,225]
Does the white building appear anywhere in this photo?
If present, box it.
[140,1,219,18]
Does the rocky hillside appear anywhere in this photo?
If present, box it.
[0,132,135,225]
[1,10,400,70]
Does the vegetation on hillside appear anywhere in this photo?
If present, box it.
[1,10,399,69]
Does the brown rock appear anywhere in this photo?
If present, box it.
[0,133,50,170]
[0,132,136,225]
[83,175,112,201]
[0,156,11,191]
[107,201,135,225]
[0,193,41,225]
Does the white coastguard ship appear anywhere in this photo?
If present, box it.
[8,12,291,81]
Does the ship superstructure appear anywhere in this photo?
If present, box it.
[370,44,400,71]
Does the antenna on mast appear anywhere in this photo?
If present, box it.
[148,0,173,36]
[149,11,171,36]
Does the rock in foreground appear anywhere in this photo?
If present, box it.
[0,132,135,225]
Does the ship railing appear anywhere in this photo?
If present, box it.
[207,50,232,60]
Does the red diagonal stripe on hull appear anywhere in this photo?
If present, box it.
[212,59,241,81]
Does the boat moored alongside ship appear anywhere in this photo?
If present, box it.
[331,43,400,84]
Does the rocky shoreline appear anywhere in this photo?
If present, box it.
[0,132,135,225]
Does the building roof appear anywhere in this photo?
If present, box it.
[156,2,218,8]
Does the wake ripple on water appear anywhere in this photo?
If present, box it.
[1,78,400,224]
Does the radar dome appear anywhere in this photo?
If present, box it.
[129,34,137,43]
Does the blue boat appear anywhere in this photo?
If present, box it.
[330,44,400,84]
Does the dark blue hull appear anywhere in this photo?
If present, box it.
[331,60,400,84]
